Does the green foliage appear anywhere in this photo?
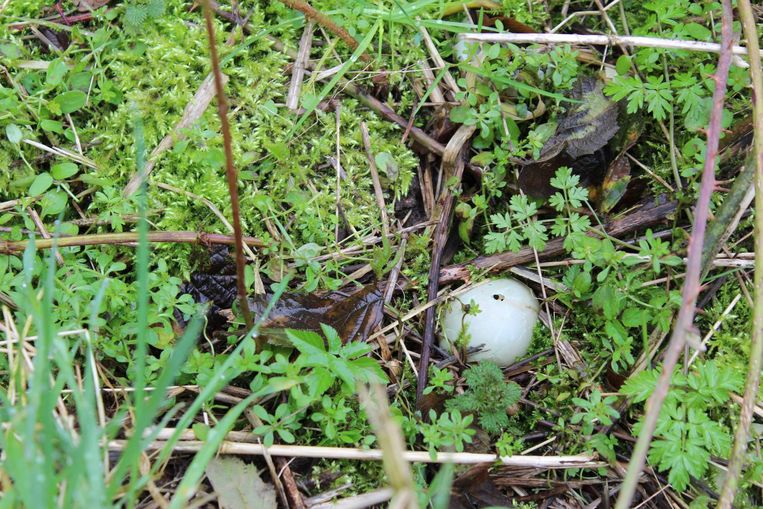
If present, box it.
[124,0,166,32]
[445,362,521,434]
[483,166,589,254]
[420,409,476,459]
[423,366,455,395]
[621,361,743,491]
[570,390,620,436]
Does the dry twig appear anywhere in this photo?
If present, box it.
[200,0,254,333]
[277,0,371,63]
[417,124,475,404]
[286,20,315,111]
[0,231,265,254]
[459,32,762,63]
[614,2,735,507]
[109,439,603,468]
[716,1,763,506]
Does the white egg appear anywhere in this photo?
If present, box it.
[440,278,540,367]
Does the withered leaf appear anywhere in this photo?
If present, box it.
[541,76,619,160]
[519,77,619,199]
[249,281,386,345]
[599,153,632,213]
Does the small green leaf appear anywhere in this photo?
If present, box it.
[40,189,67,217]
[29,173,54,196]
[51,161,79,179]
[46,59,68,86]
[264,141,289,161]
[51,90,87,115]
[615,55,631,76]
[40,119,64,133]
[191,422,209,441]
[5,124,22,144]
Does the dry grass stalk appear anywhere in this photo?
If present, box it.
[109,439,604,468]
[123,73,226,197]
[459,32,762,62]
[0,231,265,254]
[360,122,390,239]
[287,20,315,111]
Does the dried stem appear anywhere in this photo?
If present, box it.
[277,0,371,63]
[439,199,677,284]
[614,2,735,507]
[360,122,390,239]
[417,124,475,404]
[200,0,254,333]
[286,20,314,111]
[109,439,603,468]
[716,1,763,506]
[459,32,762,61]
[0,231,265,254]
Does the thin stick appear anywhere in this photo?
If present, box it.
[334,105,343,243]
[418,23,459,96]
[360,122,390,239]
[278,0,370,63]
[124,73,226,196]
[286,20,314,111]
[614,2,735,507]
[108,440,603,468]
[0,231,265,254]
[716,0,763,506]
[26,207,64,265]
[417,124,475,404]
[458,32,762,60]
[200,0,254,333]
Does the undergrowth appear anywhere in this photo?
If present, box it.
[1,0,762,507]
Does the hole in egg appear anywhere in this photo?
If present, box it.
[493,294,505,301]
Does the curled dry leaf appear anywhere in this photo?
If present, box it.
[519,76,619,199]
[249,281,386,345]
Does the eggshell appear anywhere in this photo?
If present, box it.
[441,278,540,366]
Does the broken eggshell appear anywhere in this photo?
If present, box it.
[441,278,540,367]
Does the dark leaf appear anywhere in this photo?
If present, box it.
[250,282,386,345]
[598,153,631,213]
[519,77,619,199]
[545,77,619,158]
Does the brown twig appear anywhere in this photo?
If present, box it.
[277,0,371,63]
[439,199,677,285]
[360,122,390,239]
[716,0,763,506]
[200,0,254,334]
[417,124,475,405]
[614,2,735,507]
[0,231,266,254]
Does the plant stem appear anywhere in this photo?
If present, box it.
[278,0,371,63]
[459,32,762,60]
[0,231,265,253]
[417,124,475,405]
[716,1,763,506]
[200,0,254,335]
[614,2,735,508]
